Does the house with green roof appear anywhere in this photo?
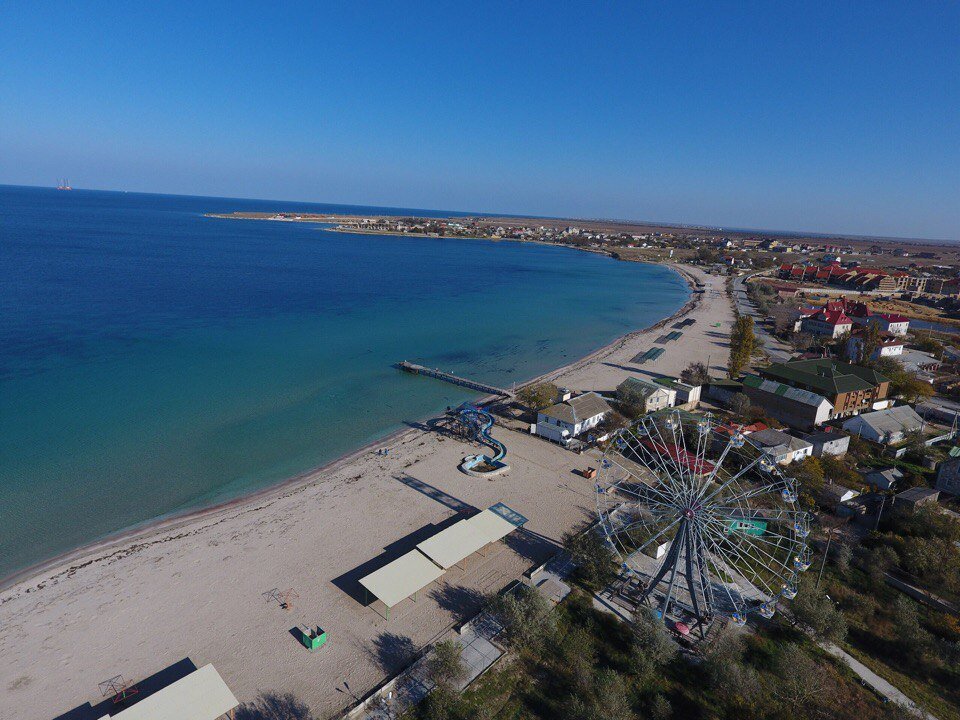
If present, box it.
[758,358,890,419]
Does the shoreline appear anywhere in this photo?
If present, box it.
[0,263,698,596]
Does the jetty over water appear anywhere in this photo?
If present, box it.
[398,361,513,397]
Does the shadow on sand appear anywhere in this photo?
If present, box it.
[52,658,197,720]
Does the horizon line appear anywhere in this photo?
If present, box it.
[2,181,956,246]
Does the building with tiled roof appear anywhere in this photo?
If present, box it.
[758,358,889,419]
[800,307,854,338]
[741,374,834,429]
[536,391,611,446]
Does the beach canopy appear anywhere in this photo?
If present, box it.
[416,520,489,569]
[99,664,238,720]
[466,507,523,544]
[359,549,445,608]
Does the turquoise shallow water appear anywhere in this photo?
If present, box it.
[0,186,689,580]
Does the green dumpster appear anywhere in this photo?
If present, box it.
[298,625,328,651]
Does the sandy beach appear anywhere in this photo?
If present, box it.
[0,264,732,720]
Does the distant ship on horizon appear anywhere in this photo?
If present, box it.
[56,178,72,190]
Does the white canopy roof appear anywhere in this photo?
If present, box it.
[416,520,489,569]
[466,508,520,544]
[359,549,445,608]
[100,664,237,720]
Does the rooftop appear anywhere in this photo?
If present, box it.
[748,428,813,454]
[760,358,889,396]
[742,374,833,408]
[540,391,611,425]
[847,405,924,435]
[896,487,940,503]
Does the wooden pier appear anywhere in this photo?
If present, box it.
[397,361,513,397]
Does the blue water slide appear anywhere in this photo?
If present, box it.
[458,404,507,463]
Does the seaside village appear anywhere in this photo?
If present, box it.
[16,253,960,720]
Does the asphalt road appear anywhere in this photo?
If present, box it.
[731,273,792,362]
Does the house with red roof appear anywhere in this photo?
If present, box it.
[846,327,904,362]
[800,307,853,338]
[845,302,910,335]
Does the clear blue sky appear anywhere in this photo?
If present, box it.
[2,2,958,239]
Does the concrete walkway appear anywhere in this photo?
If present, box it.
[822,643,937,720]
[732,272,792,362]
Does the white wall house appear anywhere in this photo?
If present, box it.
[846,332,904,362]
[616,377,677,414]
[842,405,924,445]
[850,312,910,336]
[800,309,853,338]
[748,428,814,465]
[535,392,611,446]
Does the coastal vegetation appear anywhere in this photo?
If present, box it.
[728,314,756,378]
[517,382,560,411]
[431,590,903,720]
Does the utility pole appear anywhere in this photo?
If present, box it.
[815,527,833,591]
[875,494,888,532]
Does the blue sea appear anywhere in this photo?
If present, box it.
[0,185,689,580]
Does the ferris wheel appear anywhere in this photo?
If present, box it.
[596,410,811,628]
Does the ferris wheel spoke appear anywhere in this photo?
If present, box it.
[696,528,752,613]
[619,515,684,558]
[604,455,683,509]
[619,431,687,499]
[701,516,797,587]
[696,456,763,507]
[702,531,781,598]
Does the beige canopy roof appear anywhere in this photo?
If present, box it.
[100,664,238,720]
[359,549,445,608]
[416,520,489,569]
[466,508,521,544]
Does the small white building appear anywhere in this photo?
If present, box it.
[535,392,611,446]
[616,377,677,414]
[747,428,814,465]
[846,329,904,362]
[842,405,924,445]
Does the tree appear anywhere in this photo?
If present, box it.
[516,382,559,411]
[790,588,848,644]
[487,585,556,649]
[833,542,853,575]
[910,329,944,357]
[649,694,672,720]
[772,644,822,714]
[616,381,649,418]
[865,545,899,588]
[862,322,884,362]
[792,456,825,495]
[728,315,756,377]
[892,596,933,668]
[821,454,862,489]
[680,361,710,385]
[871,357,934,403]
[564,529,617,590]
[418,683,460,720]
[630,608,677,678]
[729,392,752,418]
[427,639,467,688]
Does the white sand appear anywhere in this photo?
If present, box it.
[0,265,731,720]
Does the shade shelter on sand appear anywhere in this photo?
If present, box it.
[359,549,446,619]
[358,503,528,619]
[99,664,238,720]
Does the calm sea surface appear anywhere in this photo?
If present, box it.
[0,186,689,579]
